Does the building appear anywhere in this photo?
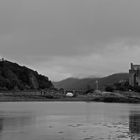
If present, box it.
[129,63,140,87]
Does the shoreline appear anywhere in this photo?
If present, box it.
[0,93,140,103]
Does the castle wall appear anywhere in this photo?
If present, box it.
[136,71,140,86]
[129,63,140,87]
[129,70,135,87]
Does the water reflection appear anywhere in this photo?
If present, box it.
[0,112,36,140]
[0,112,35,134]
[0,102,139,140]
[129,111,140,140]
[0,118,4,133]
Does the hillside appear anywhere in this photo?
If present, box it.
[53,73,129,90]
[0,60,53,90]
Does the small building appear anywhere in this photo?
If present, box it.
[129,63,140,87]
[66,92,74,97]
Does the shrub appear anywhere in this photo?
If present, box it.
[105,86,114,92]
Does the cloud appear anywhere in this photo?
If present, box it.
[0,0,140,80]
[31,41,140,81]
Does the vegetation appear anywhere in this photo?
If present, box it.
[0,60,53,91]
[105,86,114,92]
[105,80,132,92]
[104,80,140,93]
[53,73,129,90]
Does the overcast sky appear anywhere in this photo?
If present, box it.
[1,0,140,81]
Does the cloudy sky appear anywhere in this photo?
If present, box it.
[1,0,140,81]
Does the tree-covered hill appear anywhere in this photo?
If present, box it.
[0,60,53,90]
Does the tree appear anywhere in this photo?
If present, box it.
[105,86,114,92]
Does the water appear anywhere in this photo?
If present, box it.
[0,102,139,140]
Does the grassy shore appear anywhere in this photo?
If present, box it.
[0,91,140,103]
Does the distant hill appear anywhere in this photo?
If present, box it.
[53,73,129,90]
[0,60,53,90]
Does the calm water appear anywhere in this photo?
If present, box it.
[0,102,140,140]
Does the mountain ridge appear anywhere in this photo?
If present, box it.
[53,73,129,90]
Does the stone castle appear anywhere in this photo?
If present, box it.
[129,63,140,87]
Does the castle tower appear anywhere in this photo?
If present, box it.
[129,63,140,87]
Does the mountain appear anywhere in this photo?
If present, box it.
[53,73,129,90]
[0,60,53,90]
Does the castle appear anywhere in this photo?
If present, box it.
[129,63,140,87]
